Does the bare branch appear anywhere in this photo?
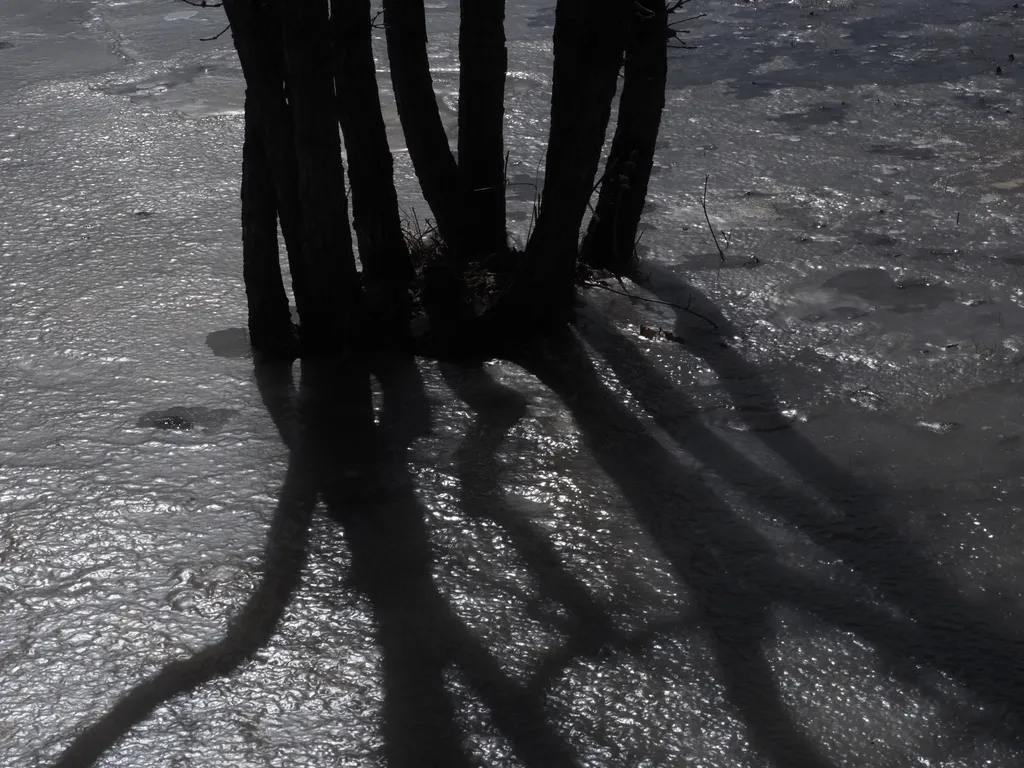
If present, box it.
[668,13,705,27]
[200,23,231,42]
[583,280,719,329]
[666,0,694,12]
[700,174,726,262]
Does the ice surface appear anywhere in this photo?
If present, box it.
[2,0,1024,766]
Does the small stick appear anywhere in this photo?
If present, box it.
[701,174,726,262]
[200,24,230,42]
[583,281,718,329]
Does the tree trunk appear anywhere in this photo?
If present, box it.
[224,0,309,335]
[275,0,362,354]
[524,0,630,305]
[381,0,458,247]
[330,0,410,284]
[241,90,293,355]
[457,1,507,261]
[580,0,667,274]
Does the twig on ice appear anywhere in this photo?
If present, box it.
[700,174,727,262]
[583,280,718,329]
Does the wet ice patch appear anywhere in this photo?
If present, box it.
[990,177,1024,193]
[752,55,799,75]
[526,6,555,28]
[847,388,885,410]
[780,267,958,326]
[789,0,857,8]
[102,64,212,97]
[135,405,237,434]
[867,143,937,161]
[704,407,796,433]
[206,328,250,359]
[855,231,900,247]
[915,419,961,434]
[821,268,956,314]
[99,63,244,118]
[775,101,848,129]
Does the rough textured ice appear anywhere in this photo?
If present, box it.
[2,0,1024,766]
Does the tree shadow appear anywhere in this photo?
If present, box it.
[577,264,1024,740]
[509,336,839,768]
[438,363,661,691]
[324,356,581,768]
[51,275,1024,766]
[52,359,318,768]
[53,353,582,768]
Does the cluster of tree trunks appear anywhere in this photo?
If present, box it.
[224,0,670,358]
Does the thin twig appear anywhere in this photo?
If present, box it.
[668,13,705,26]
[200,23,231,42]
[700,174,726,262]
[526,152,545,243]
[180,0,223,7]
[583,280,718,329]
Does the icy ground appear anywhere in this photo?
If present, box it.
[3,0,1024,766]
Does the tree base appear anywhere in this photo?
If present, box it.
[248,246,579,363]
[409,246,576,360]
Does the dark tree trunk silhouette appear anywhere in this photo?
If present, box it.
[580,0,668,274]
[276,0,362,352]
[457,1,507,261]
[224,0,309,345]
[240,91,293,354]
[381,0,458,246]
[330,0,410,285]
[524,0,630,303]
[223,0,672,356]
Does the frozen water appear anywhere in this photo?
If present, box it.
[2,0,1024,766]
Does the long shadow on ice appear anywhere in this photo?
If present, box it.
[439,363,696,693]
[54,356,578,768]
[516,309,1024,761]
[628,264,1024,740]
[52,280,1024,766]
[52,361,317,768]
[329,357,580,768]
[516,336,838,768]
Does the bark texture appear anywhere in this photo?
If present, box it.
[276,0,362,353]
[382,0,459,246]
[330,0,410,284]
[580,0,668,274]
[240,90,293,354]
[525,0,631,303]
[457,0,508,261]
[224,0,308,327]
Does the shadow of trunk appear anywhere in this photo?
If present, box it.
[52,352,584,767]
[438,363,627,683]
[513,332,836,768]
[315,356,474,768]
[631,265,1024,739]
[324,356,583,767]
[52,358,317,767]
